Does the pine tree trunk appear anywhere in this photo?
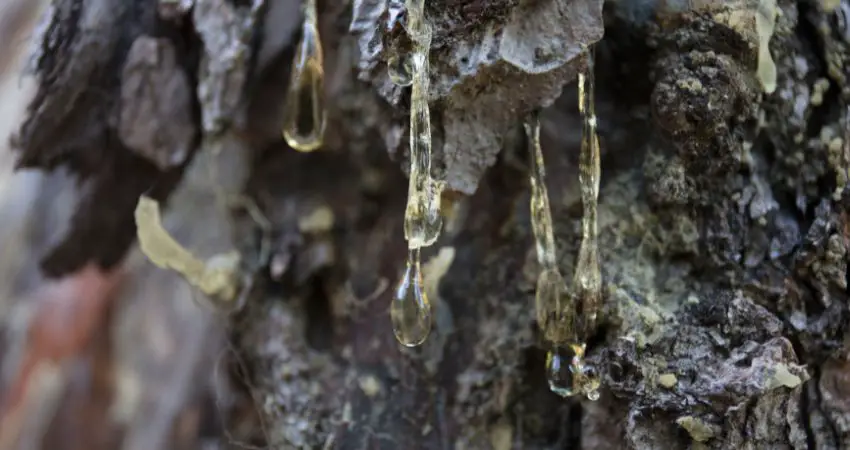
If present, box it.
[7,0,850,448]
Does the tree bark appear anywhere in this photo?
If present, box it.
[7,0,850,449]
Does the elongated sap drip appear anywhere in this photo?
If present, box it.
[283,0,326,152]
[389,0,441,348]
[524,110,573,363]
[573,49,602,340]
[526,49,602,401]
[402,0,443,250]
[391,249,432,346]
[526,111,558,271]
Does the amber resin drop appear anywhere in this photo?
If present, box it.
[283,7,326,152]
[391,249,432,346]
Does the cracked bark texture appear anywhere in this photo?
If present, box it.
[7,0,850,448]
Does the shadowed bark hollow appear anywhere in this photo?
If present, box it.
[8,0,850,448]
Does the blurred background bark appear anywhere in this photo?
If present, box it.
[0,0,848,449]
[0,1,262,449]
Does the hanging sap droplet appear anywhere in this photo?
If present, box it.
[545,345,600,400]
[545,349,577,397]
[283,17,326,152]
[387,53,414,86]
[391,249,432,346]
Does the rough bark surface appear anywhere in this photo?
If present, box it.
[6,0,850,449]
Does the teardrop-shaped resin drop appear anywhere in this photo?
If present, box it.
[283,20,326,152]
[545,349,577,397]
[391,249,432,346]
[545,345,601,400]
